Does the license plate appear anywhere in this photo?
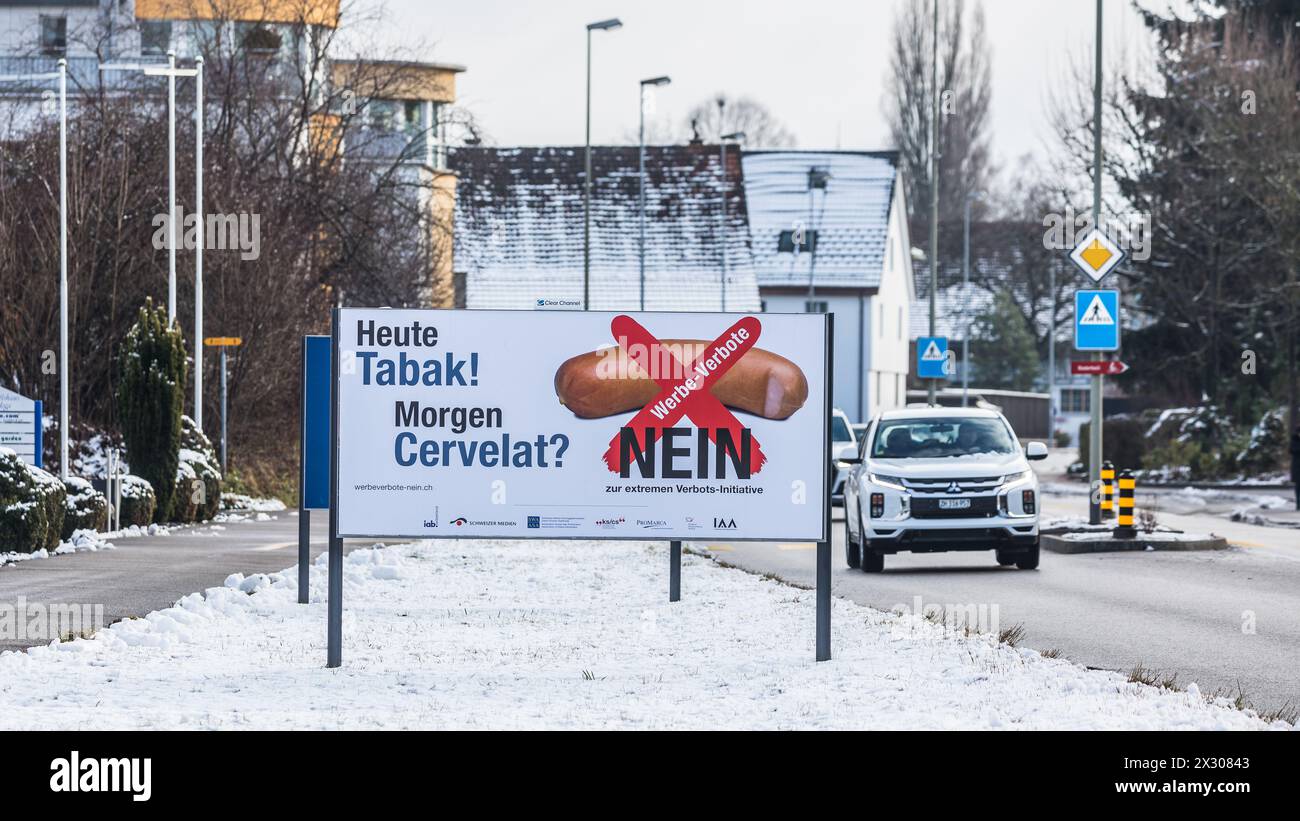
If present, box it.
[938,498,972,510]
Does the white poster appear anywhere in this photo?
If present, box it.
[335,309,828,541]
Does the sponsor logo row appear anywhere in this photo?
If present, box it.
[421,511,738,532]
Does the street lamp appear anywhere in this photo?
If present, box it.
[638,74,670,311]
[0,60,69,478]
[99,54,203,424]
[584,17,622,311]
[719,131,745,312]
[961,190,984,407]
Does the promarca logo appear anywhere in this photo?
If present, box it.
[49,751,151,802]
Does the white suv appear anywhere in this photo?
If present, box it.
[840,407,1048,572]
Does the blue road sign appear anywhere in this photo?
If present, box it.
[916,336,948,379]
[1075,290,1120,351]
[302,335,331,510]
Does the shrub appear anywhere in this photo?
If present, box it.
[62,477,108,538]
[118,475,157,528]
[1077,417,1148,476]
[177,415,222,521]
[0,448,48,553]
[117,298,186,523]
[1235,407,1288,475]
[29,467,66,551]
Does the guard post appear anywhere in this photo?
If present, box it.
[1114,469,1136,538]
[1100,460,1115,520]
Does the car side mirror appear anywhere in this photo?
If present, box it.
[836,456,862,467]
[1025,441,1048,461]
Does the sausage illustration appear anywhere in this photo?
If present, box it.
[554,340,808,420]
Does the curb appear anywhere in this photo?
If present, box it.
[1041,533,1228,554]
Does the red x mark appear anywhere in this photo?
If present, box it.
[601,315,767,475]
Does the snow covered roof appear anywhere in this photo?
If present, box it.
[449,146,760,311]
[740,150,899,289]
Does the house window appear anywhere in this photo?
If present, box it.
[140,20,172,56]
[40,15,67,56]
[238,23,282,54]
[1060,388,1090,414]
[805,300,828,314]
[778,229,817,253]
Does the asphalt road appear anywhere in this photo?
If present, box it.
[705,488,1300,715]
[0,511,337,653]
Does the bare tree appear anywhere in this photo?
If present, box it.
[681,93,796,147]
[883,0,994,240]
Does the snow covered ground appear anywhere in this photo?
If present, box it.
[0,540,1289,730]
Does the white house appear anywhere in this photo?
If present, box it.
[741,150,914,423]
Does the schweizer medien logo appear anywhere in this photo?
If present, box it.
[451,517,468,526]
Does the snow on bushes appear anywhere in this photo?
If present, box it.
[169,415,222,523]
[118,475,156,527]
[61,477,108,539]
[0,448,68,553]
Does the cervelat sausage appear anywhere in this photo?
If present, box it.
[554,340,808,420]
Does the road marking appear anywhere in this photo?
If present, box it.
[251,541,324,552]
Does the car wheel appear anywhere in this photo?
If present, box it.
[1015,541,1041,571]
[844,515,861,569]
[994,549,1017,566]
[861,543,884,573]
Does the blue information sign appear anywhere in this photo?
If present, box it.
[302,335,331,510]
[916,336,948,379]
[1075,290,1120,351]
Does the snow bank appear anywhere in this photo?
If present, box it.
[0,540,1286,730]
[2,529,114,568]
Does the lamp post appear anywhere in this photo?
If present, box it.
[638,75,670,311]
[927,0,939,406]
[961,190,983,407]
[0,61,69,477]
[98,56,201,420]
[194,56,204,431]
[719,131,745,312]
[584,17,622,311]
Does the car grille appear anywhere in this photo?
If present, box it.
[910,496,999,519]
[903,476,1003,493]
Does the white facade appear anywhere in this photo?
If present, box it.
[743,150,914,424]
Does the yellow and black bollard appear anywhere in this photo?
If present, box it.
[1100,461,1115,520]
[1114,469,1136,538]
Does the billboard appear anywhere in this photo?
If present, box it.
[0,387,41,468]
[333,309,829,541]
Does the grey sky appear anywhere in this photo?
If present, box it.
[359,0,1152,176]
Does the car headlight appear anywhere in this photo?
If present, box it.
[868,473,908,491]
[1001,470,1030,485]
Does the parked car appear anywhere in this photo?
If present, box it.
[839,407,1048,572]
[830,409,856,505]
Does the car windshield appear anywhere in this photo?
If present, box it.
[871,417,1016,458]
[832,416,853,443]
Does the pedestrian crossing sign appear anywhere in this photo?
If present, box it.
[1075,290,1120,351]
[916,336,948,379]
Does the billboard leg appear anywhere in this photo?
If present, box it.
[326,308,342,668]
[298,507,310,604]
[816,539,831,661]
[669,540,681,602]
[327,533,342,667]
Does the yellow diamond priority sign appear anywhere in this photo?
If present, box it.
[1068,228,1125,283]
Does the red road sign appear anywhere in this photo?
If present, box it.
[1071,360,1129,376]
